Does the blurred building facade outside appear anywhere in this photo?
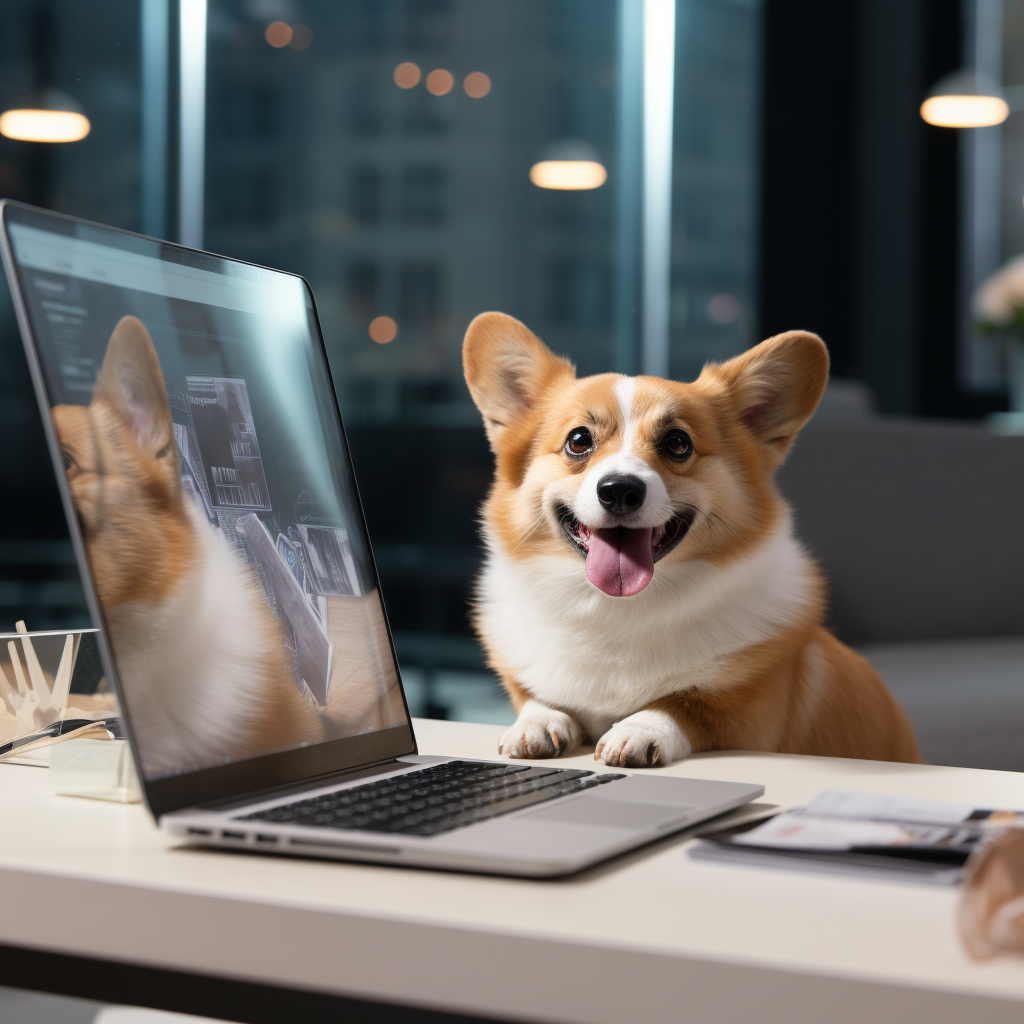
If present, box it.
[0,0,1016,723]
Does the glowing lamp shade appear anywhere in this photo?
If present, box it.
[0,109,90,142]
[0,89,90,143]
[920,70,1009,127]
[529,139,607,191]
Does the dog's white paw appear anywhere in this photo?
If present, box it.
[499,700,582,759]
[594,709,691,768]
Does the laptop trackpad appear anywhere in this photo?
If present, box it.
[523,795,695,830]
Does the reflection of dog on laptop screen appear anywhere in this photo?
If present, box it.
[50,316,396,777]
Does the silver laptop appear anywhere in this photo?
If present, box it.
[0,201,762,877]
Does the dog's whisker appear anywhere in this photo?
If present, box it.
[505,513,548,555]
[694,520,714,558]
[702,509,740,556]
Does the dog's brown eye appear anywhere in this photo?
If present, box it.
[660,428,693,462]
[565,427,594,457]
[60,447,78,476]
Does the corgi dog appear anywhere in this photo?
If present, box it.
[52,316,321,777]
[463,312,923,768]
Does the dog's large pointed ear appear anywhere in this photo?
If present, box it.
[463,312,573,449]
[714,330,829,459]
[93,316,178,466]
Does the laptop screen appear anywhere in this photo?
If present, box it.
[1,204,412,796]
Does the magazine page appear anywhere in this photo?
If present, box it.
[802,790,1024,830]
[728,812,982,856]
[694,788,1024,871]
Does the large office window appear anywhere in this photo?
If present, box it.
[200,0,764,717]
[0,0,763,720]
[0,0,142,634]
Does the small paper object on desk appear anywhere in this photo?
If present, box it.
[691,789,1021,885]
[49,736,141,803]
[0,624,105,759]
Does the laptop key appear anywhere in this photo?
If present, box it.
[393,777,601,836]
[237,761,626,838]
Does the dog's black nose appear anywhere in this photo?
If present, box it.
[596,474,646,515]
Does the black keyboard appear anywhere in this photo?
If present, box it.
[238,761,626,837]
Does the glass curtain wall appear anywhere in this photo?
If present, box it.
[965,0,1024,407]
[0,0,763,721]
[0,0,140,634]
[670,0,761,382]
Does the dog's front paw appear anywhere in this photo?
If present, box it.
[499,701,582,758]
[595,710,691,768]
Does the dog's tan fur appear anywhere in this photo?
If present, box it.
[464,312,923,767]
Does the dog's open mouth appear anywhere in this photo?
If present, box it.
[557,505,695,598]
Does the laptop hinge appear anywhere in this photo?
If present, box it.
[192,756,406,812]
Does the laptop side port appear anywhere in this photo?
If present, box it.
[187,828,212,836]
[255,834,278,844]
[221,831,246,840]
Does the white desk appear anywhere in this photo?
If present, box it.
[3,718,1024,1024]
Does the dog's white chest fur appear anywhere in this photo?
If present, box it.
[478,519,815,740]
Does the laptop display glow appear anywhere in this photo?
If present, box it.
[2,204,411,785]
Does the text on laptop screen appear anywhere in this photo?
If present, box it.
[6,212,410,780]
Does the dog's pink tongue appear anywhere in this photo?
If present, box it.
[585,527,654,597]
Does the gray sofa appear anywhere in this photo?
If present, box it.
[778,415,1024,771]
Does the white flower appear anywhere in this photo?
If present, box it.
[974,255,1024,325]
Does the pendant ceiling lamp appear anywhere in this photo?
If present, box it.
[529,139,607,190]
[0,87,90,143]
[920,69,1009,128]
